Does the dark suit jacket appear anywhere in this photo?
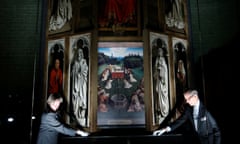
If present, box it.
[36,112,76,144]
[169,102,221,144]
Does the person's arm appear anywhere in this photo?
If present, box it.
[153,126,171,136]
[206,112,221,144]
[153,105,191,136]
[168,106,191,131]
[46,113,76,136]
[47,113,88,136]
[76,130,89,136]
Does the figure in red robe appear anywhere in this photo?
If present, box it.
[48,58,63,94]
[99,0,136,27]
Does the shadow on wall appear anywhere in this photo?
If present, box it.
[194,31,239,144]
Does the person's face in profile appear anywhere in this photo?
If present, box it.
[49,99,62,111]
[184,93,198,106]
[54,59,60,70]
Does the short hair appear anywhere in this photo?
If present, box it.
[47,93,63,104]
[184,88,198,97]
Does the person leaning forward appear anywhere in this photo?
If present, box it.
[153,89,221,144]
[36,93,89,144]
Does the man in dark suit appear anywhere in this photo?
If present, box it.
[153,89,221,144]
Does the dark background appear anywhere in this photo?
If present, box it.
[0,0,239,143]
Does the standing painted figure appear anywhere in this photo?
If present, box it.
[153,39,169,124]
[71,39,88,126]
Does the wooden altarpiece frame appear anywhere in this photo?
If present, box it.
[163,0,189,37]
[42,0,192,133]
[143,30,179,131]
[42,32,94,132]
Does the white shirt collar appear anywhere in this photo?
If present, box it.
[193,100,200,115]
